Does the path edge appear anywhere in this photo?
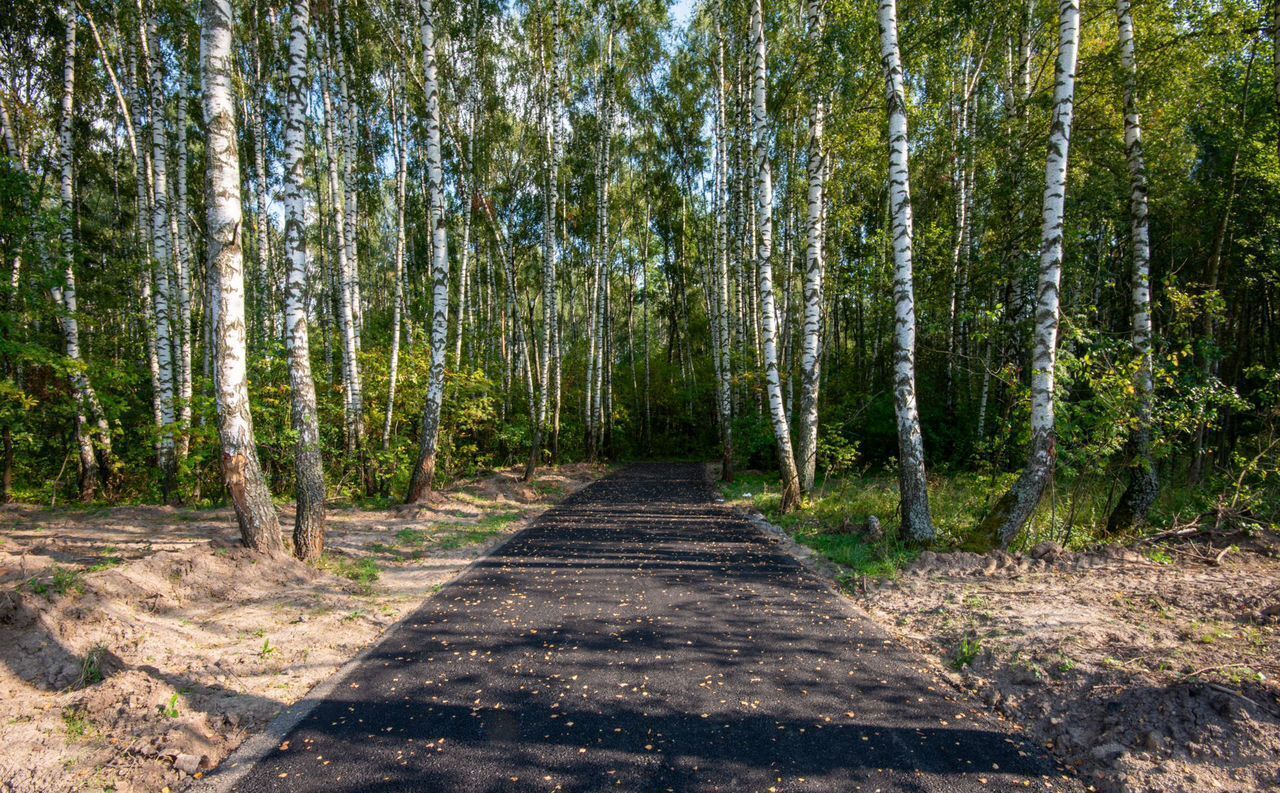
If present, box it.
[702,463,847,584]
[702,463,968,686]
[190,477,605,793]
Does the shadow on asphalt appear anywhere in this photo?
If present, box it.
[221,463,1076,793]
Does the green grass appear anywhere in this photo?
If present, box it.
[722,473,922,578]
[721,465,1242,580]
[87,548,123,572]
[719,468,1193,579]
[61,708,92,739]
[319,554,381,592]
[395,527,426,546]
[28,565,85,598]
[383,512,522,555]
[76,644,108,688]
[433,512,522,550]
[951,635,983,669]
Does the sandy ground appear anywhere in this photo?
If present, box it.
[853,538,1280,793]
[0,464,604,793]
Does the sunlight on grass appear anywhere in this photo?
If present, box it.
[720,467,1204,578]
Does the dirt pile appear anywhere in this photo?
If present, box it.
[0,546,345,792]
[858,544,1280,792]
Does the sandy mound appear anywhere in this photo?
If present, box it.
[858,544,1280,792]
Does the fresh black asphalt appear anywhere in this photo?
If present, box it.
[220,463,1079,792]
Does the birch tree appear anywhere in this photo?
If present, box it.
[202,0,283,552]
[406,0,451,503]
[796,0,826,495]
[282,0,326,560]
[527,0,560,481]
[384,82,408,451]
[752,0,801,513]
[1107,0,1158,532]
[981,0,1081,547]
[877,0,934,541]
[144,7,177,489]
[250,33,274,349]
[173,46,194,462]
[52,8,111,499]
[320,29,363,452]
[586,22,614,463]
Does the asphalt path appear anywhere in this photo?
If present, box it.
[216,463,1078,792]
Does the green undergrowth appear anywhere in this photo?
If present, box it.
[720,468,1246,580]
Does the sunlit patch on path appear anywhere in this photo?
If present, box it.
[209,463,1078,792]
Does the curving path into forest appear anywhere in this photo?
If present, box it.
[205,463,1078,792]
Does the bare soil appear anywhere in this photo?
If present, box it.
[0,464,604,793]
[854,537,1280,793]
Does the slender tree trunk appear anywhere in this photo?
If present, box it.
[714,21,734,482]
[338,46,362,345]
[202,0,283,552]
[528,3,560,481]
[174,55,194,462]
[796,0,827,494]
[251,75,273,349]
[981,0,1080,548]
[946,58,972,419]
[144,10,177,492]
[878,0,934,541]
[384,86,408,451]
[752,0,801,512]
[53,11,104,500]
[128,53,165,452]
[1108,0,1159,532]
[587,27,614,463]
[454,126,473,365]
[282,0,326,560]
[320,33,363,454]
[406,0,451,503]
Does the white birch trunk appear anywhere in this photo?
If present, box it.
[53,11,106,499]
[202,0,283,552]
[796,0,826,494]
[320,35,363,452]
[337,45,362,344]
[383,85,408,451]
[283,0,326,559]
[1108,0,1159,531]
[251,84,273,348]
[528,3,560,480]
[454,125,473,365]
[946,60,971,414]
[127,52,164,448]
[174,59,193,461]
[587,28,613,462]
[407,0,451,503]
[145,12,177,487]
[984,0,1080,547]
[878,0,934,540]
[752,0,801,512]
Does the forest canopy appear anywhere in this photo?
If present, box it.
[0,0,1277,553]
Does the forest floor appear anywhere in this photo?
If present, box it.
[723,471,1280,793]
[0,463,606,793]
